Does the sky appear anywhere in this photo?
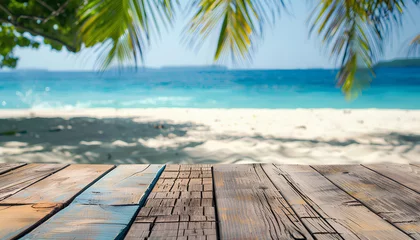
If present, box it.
[11,1,420,71]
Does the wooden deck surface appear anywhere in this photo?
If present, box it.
[0,163,419,240]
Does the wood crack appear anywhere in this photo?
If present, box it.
[311,165,416,240]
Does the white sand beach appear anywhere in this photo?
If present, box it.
[0,108,419,165]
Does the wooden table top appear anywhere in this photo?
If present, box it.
[0,163,419,240]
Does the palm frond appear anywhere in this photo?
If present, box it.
[309,0,407,97]
[79,0,177,70]
[186,0,285,63]
[409,34,420,56]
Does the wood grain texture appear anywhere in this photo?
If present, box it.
[17,164,163,239]
[22,205,138,240]
[313,234,342,240]
[4,163,419,240]
[0,204,60,240]
[314,164,420,239]
[0,165,114,239]
[1,164,114,204]
[126,164,217,239]
[0,164,67,201]
[74,164,164,205]
[264,164,411,240]
[363,164,420,193]
[0,163,26,175]
[213,164,312,240]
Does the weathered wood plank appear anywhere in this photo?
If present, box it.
[313,234,342,240]
[19,164,163,239]
[0,165,115,239]
[0,164,67,201]
[0,163,26,175]
[165,164,180,172]
[126,165,216,239]
[214,164,312,240]
[0,204,60,240]
[74,164,164,205]
[264,164,411,240]
[363,164,420,193]
[313,165,420,239]
[1,164,114,204]
[23,205,138,240]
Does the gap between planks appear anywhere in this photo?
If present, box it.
[0,164,69,203]
[22,164,164,240]
[265,164,412,240]
[3,163,420,240]
[1,164,116,240]
[125,164,217,240]
[0,163,27,175]
[119,164,166,239]
[261,164,341,238]
[213,164,313,239]
[312,164,420,239]
[362,163,420,194]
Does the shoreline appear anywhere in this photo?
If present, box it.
[0,107,417,117]
[1,108,420,165]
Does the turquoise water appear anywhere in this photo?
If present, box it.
[0,68,419,109]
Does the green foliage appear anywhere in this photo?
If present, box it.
[409,34,420,55]
[0,26,37,68]
[309,0,416,97]
[0,0,82,68]
[78,0,177,70]
[186,0,285,63]
[0,0,419,97]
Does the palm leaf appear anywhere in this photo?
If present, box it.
[78,0,177,70]
[309,0,410,97]
[409,34,420,56]
[185,0,285,63]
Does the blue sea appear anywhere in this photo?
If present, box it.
[0,68,419,109]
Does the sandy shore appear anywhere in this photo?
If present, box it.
[0,108,419,165]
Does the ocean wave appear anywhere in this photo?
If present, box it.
[28,100,116,109]
[75,100,116,108]
[31,102,76,110]
[120,97,193,106]
[27,97,194,109]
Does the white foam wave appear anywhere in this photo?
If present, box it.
[27,97,193,109]
[120,96,193,106]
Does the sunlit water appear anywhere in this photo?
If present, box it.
[1,68,419,109]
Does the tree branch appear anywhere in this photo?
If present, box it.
[43,0,69,24]
[35,0,55,12]
[0,18,77,52]
[0,4,14,21]
[1,0,69,25]
[1,4,46,23]
[17,15,45,21]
